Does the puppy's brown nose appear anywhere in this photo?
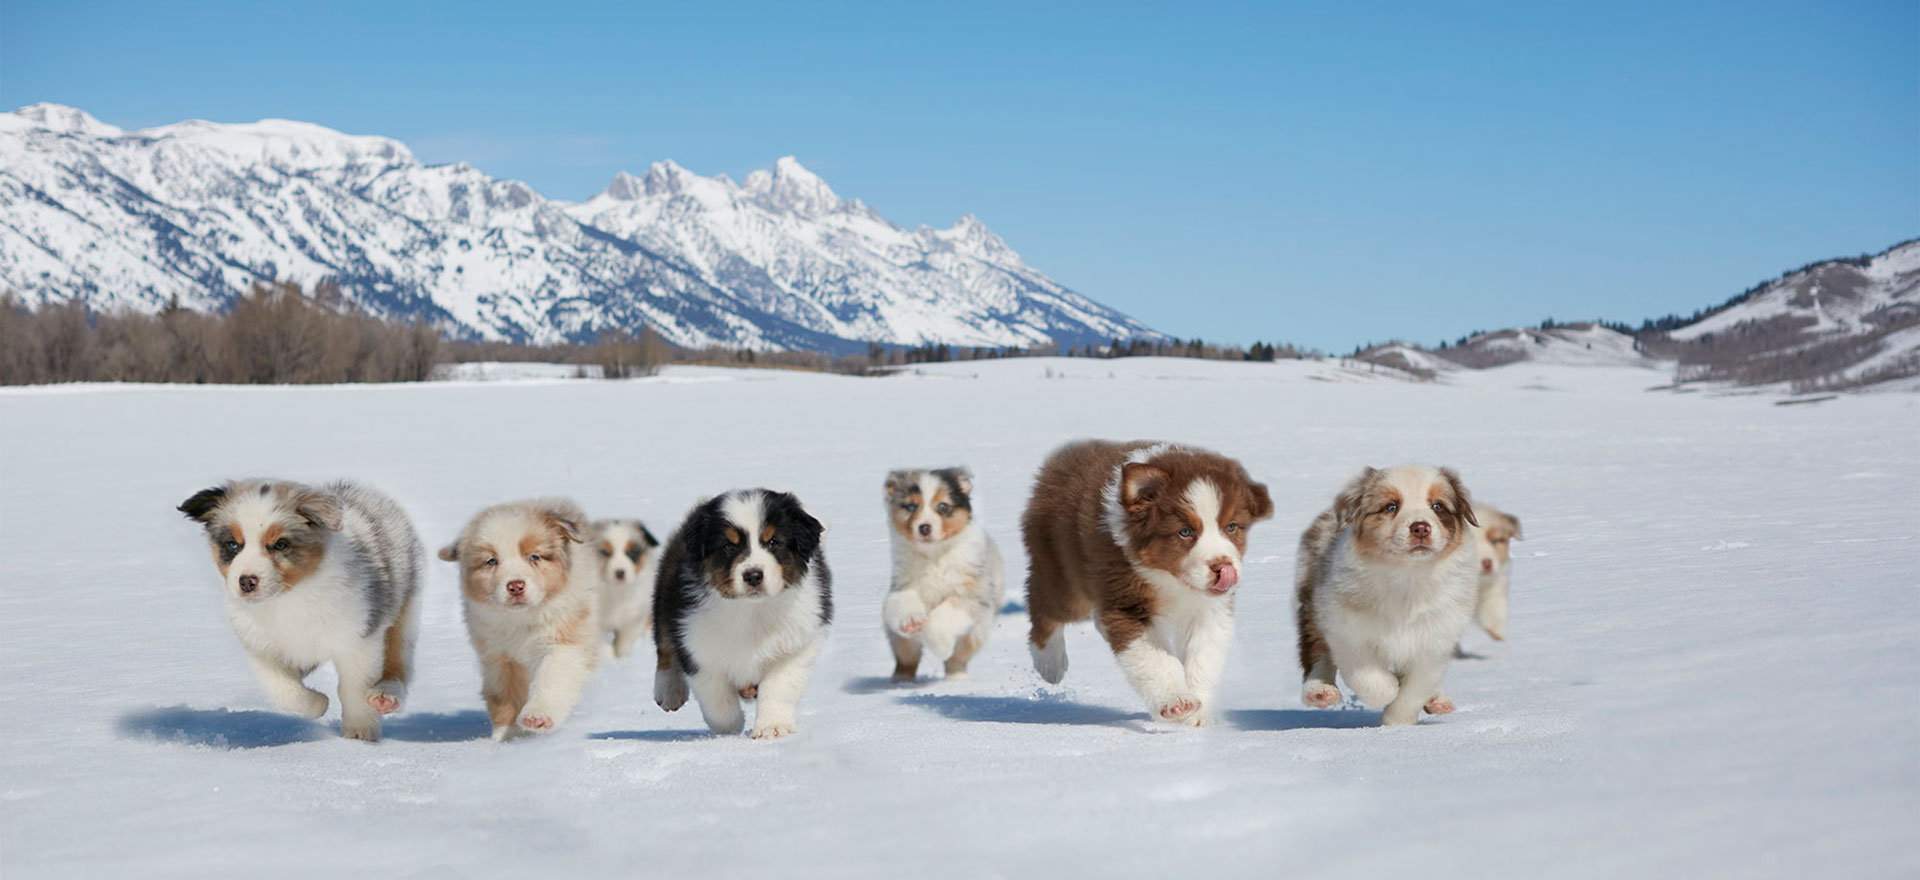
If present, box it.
[742,568,764,588]
[1409,521,1432,540]
[238,574,259,593]
[506,580,526,597]
[917,523,932,537]
[1481,559,1494,574]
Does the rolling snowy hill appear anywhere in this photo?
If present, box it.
[0,103,1161,351]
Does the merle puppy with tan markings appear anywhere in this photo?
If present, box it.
[1296,464,1480,726]
[1022,440,1273,726]
[440,498,600,741]
[177,478,422,742]
[653,489,831,739]
[591,518,660,659]
[881,467,1005,682]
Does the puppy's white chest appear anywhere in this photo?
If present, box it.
[228,577,361,665]
[686,588,821,684]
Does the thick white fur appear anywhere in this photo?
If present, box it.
[657,493,829,739]
[593,520,659,659]
[455,505,600,741]
[882,473,1005,678]
[218,487,418,742]
[1305,467,1478,726]
[1113,478,1241,727]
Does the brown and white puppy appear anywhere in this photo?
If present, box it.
[1022,440,1273,726]
[177,479,422,742]
[591,518,660,659]
[1296,464,1479,726]
[882,468,1005,681]
[1467,505,1522,643]
[439,498,599,741]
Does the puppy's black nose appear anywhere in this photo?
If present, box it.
[917,523,933,537]
[238,574,259,593]
[742,568,764,588]
[1409,521,1432,539]
[613,570,627,582]
[506,580,526,596]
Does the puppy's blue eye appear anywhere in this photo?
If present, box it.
[903,503,918,512]
[936,503,951,515]
[528,554,541,563]
[1431,502,1446,513]
[270,539,289,552]
[485,558,498,566]
[1179,527,1194,539]
[223,540,241,552]
[1226,523,1238,533]
[1384,503,1399,514]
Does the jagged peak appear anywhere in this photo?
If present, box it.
[742,156,842,216]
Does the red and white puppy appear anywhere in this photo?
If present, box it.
[1467,504,1522,643]
[1296,464,1479,726]
[1022,441,1273,726]
[440,499,599,741]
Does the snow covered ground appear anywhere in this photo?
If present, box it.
[2,357,1915,878]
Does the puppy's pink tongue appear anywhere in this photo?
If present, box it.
[1212,564,1239,591]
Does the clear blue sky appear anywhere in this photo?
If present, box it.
[4,1,1914,350]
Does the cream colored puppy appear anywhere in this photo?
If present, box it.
[441,498,599,741]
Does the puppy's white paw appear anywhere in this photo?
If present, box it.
[281,688,329,719]
[341,717,381,742]
[1346,670,1400,708]
[751,722,796,740]
[490,725,513,742]
[1154,696,1202,725]
[942,670,969,681]
[920,629,956,663]
[1302,681,1342,709]
[1030,636,1068,685]
[1423,695,1455,715]
[896,615,926,637]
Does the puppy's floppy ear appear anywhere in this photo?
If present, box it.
[883,469,912,501]
[1440,467,1478,528]
[178,485,228,523]
[1504,513,1522,540]
[639,522,660,547]
[772,492,826,560]
[1120,463,1170,511]
[1333,467,1380,532]
[294,491,344,531]
[1245,480,1274,523]
[437,542,461,562]
[944,467,973,496]
[541,500,587,543]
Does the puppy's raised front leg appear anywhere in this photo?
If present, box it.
[750,641,822,740]
[246,650,327,719]
[1302,654,1342,709]
[519,643,594,733]
[332,642,384,742]
[882,590,929,638]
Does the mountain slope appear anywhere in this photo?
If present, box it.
[0,103,1161,351]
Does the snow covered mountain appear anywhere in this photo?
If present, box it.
[0,103,1162,351]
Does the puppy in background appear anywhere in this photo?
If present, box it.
[1022,441,1273,726]
[591,518,660,659]
[178,479,422,742]
[882,467,1005,682]
[440,498,599,741]
[653,489,830,739]
[1467,504,1522,644]
[1296,465,1479,726]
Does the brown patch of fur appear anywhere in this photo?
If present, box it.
[483,654,529,728]
[1022,440,1270,659]
[945,629,986,677]
[888,631,922,680]
[1293,511,1338,680]
[382,596,414,684]
[456,543,498,604]
[263,520,327,590]
[553,608,590,646]
[759,523,775,545]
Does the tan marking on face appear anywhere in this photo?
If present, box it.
[888,485,923,540]
[1351,485,1403,557]
[724,526,743,546]
[759,524,775,545]
[213,523,247,575]
[1425,480,1470,554]
[459,543,499,604]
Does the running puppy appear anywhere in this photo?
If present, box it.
[592,518,660,659]
[1022,441,1273,726]
[1296,465,1479,726]
[653,489,831,739]
[440,498,599,741]
[882,468,1005,682]
[1468,504,1522,643]
[177,479,422,742]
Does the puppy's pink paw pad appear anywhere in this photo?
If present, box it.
[1423,698,1455,715]
[751,724,795,740]
[518,714,553,731]
[1303,686,1342,709]
[738,685,758,700]
[898,617,926,636]
[1156,698,1200,722]
[366,693,400,714]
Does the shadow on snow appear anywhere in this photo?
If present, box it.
[116,705,494,748]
